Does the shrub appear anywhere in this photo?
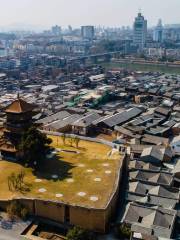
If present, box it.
[114,223,131,239]
[7,201,29,221]
[8,171,26,192]
[66,226,96,240]
[20,207,28,220]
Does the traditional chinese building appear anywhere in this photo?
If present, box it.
[0,95,36,160]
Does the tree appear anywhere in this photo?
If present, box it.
[18,126,52,168]
[62,133,66,145]
[139,53,146,59]
[66,226,96,240]
[114,223,131,239]
[74,136,80,148]
[68,137,73,147]
[7,201,29,221]
[158,56,167,62]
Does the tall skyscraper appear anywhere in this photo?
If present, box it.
[153,19,163,42]
[51,25,62,36]
[133,12,147,49]
[81,26,95,40]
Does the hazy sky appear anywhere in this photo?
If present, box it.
[0,0,180,29]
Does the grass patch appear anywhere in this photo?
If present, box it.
[0,136,122,208]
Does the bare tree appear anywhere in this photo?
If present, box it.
[69,137,73,147]
[8,171,26,192]
[17,171,25,189]
[62,133,66,145]
[74,136,80,148]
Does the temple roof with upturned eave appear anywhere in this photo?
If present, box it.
[5,98,35,114]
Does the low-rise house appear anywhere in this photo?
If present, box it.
[154,107,171,118]
[140,147,162,164]
[66,107,86,114]
[139,145,173,163]
[43,114,81,132]
[171,135,180,156]
[114,126,141,143]
[130,114,165,132]
[172,122,180,136]
[130,144,152,160]
[124,124,144,135]
[127,181,179,209]
[129,160,161,172]
[129,170,174,186]
[96,107,143,130]
[146,125,173,137]
[126,192,177,209]
[160,147,174,162]
[122,202,177,239]
[148,87,160,95]
[141,134,169,145]
[128,181,179,200]
[134,95,153,104]
[71,112,101,135]
[146,119,176,137]
[37,111,70,126]
[174,172,180,188]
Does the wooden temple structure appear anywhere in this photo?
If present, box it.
[0,95,36,160]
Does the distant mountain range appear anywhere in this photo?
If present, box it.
[0,23,48,32]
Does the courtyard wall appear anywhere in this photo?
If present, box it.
[0,138,125,233]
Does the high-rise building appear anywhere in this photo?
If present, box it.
[81,26,95,40]
[153,19,163,42]
[68,25,73,34]
[133,12,147,49]
[163,25,180,42]
[51,25,61,36]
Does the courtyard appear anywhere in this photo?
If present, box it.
[0,136,122,208]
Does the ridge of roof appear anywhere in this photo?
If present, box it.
[5,98,35,114]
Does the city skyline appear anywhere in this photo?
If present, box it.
[0,0,180,31]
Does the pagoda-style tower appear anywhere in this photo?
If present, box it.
[0,95,36,160]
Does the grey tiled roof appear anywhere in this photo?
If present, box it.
[129,160,161,171]
[36,111,70,124]
[101,107,142,128]
[122,203,176,238]
[128,181,179,200]
[126,192,177,209]
[72,112,101,127]
[129,170,173,186]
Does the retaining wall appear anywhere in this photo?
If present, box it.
[0,133,126,233]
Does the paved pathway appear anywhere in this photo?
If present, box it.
[0,213,31,240]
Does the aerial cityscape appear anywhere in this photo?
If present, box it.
[0,0,179,240]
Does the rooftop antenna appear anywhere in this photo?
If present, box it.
[138,8,142,15]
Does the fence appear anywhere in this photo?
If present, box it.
[41,130,116,148]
